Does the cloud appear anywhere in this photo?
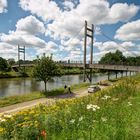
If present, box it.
[16,15,45,35]
[0,15,46,47]
[94,41,140,61]
[19,0,139,38]
[19,0,61,21]
[0,0,7,13]
[115,19,140,41]
[0,42,17,59]
[37,41,59,56]
[109,3,139,23]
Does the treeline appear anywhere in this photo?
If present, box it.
[99,50,140,66]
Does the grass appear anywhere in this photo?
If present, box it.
[0,74,140,139]
[0,71,19,78]
[0,83,90,108]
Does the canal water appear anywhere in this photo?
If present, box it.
[0,73,127,98]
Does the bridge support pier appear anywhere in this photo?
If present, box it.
[115,71,118,79]
[126,71,128,77]
[130,71,131,76]
[108,71,110,80]
[121,71,123,78]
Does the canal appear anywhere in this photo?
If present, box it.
[0,73,126,97]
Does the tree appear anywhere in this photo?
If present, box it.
[99,50,126,65]
[7,58,15,66]
[0,57,11,72]
[33,56,62,91]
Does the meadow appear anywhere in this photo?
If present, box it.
[0,75,140,139]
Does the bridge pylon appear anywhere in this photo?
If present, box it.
[83,21,94,82]
[18,45,25,73]
[18,45,25,67]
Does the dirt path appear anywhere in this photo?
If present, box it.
[0,88,89,114]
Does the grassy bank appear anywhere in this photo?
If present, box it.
[0,75,140,139]
[0,83,90,108]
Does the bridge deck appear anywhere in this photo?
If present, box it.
[12,63,140,72]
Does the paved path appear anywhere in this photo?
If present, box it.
[0,88,89,114]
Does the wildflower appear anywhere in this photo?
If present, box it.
[128,102,132,106]
[101,95,111,100]
[79,117,83,122]
[86,104,100,111]
[0,127,4,133]
[92,105,100,110]
[112,98,119,101]
[101,117,107,122]
[70,119,75,124]
[41,130,47,137]
[0,118,6,122]
[87,104,93,110]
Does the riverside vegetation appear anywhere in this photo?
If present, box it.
[0,74,140,139]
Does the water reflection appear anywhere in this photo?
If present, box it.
[0,73,130,98]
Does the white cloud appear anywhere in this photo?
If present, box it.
[19,0,139,41]
[0,42,17,59]
[0,0,7,13]
[16,15,45,35]
[109,3,139,23]
[94,41,140,61]
[63,1,75,11]
[19,0,61,21]
[115,19,140,41]
[37,41,59,56]
[0,15,46,47]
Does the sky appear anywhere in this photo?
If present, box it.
[0,0,140,62]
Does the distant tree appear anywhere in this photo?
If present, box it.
[99,50,126,65]
[0,57,11,72]
[7,58,15,66]
[33,56,62,91]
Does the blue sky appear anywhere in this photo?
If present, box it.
[0,0,140,61]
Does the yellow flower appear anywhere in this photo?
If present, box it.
[0,127,5,133]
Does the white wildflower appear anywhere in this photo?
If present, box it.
[79,117,83,122]
[112,98,119,101]
[70,119,75,124]
[101,117,107,122]
[87,104,93,110]
[101,95,111,100]
[128,102,132,106]
[87,104,100,111]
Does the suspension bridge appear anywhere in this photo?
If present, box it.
[12,21,140,82]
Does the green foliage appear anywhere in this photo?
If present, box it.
[33,56,63,91]
[99,50,126,65]
[0,57,11,72]
[99,50,140,66]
